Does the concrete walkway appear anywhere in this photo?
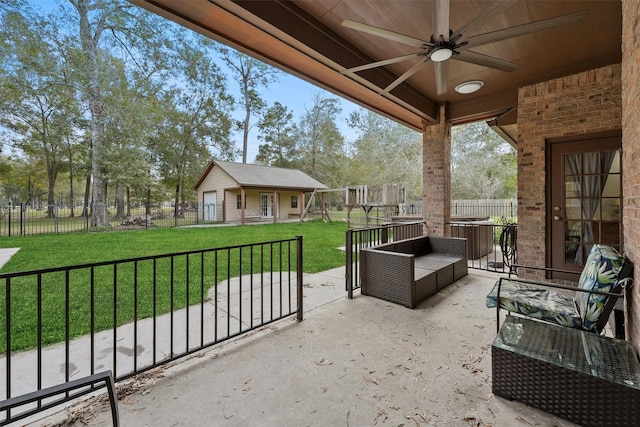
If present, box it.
[32,268,577,427]
[0,248,19,269]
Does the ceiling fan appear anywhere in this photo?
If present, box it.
[340,0,588,96]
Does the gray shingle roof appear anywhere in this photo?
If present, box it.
[214,160,328,190]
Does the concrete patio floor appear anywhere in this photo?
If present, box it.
[38,268,577,427]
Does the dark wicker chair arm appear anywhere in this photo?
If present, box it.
[508,263,580,278]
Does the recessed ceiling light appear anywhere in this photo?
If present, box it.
[455,80,484,94]
[430,47,453,63]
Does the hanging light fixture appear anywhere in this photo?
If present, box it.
[430,47,453,62]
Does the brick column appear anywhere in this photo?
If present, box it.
[622,0,640,348]
[422,104,451,237]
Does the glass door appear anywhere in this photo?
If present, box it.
[260,193,273,218]
[549,136,621,275]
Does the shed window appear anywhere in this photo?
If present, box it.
[237,194,245,209]
[291,196,298,209]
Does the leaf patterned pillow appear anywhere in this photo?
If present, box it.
[575,245,630,332]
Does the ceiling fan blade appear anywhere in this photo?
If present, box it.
[454,50,518,72]
[463,11,589,49]
[342,53,425,74]
[452,0,518,41]
[342,20,432,48]
[380,58,431,95]
[433,0,450,42]
[435,61,448,95]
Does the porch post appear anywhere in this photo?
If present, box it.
[273,190,277,223]
[422,104,451,237]
[240,187,246,225]
[299,190,304,217]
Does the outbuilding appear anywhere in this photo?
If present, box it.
[193,160,328,224]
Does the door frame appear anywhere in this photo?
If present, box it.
[202,191,217,221]
[260,192,274,218]
[546,131,622,279]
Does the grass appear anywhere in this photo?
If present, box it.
[0,221,349,353]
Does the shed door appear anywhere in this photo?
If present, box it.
[203,192,216,221]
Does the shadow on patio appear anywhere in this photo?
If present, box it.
[40,269,577,427]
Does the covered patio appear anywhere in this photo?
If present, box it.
[17,0,639,424]
[129,0,640,346]
[50,268,579,426]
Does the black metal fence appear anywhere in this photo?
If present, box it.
[447,221,518,272]
[1,237,303,425]
[345,222,425,298]
[0,202,201,237]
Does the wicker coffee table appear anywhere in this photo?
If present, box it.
[492,316,640,426]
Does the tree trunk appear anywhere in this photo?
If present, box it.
[76,0,109,227]
[68,152,75,217]
[46,170,57,219]
[146,189,151,215]
[174,183,180,218]
[114,184,125,219]
[126,187,131,217]
[82,174,91,218]
[242,100,250,164]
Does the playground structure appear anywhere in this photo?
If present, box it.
[345,184,407,228]
[299,184,408,228]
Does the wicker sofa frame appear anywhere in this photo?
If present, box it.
[359,236,468,308]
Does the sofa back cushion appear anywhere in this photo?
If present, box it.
[574,244,633,332]
[413,237,432,257]
[394,240,415,254]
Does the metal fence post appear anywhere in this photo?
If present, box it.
[296,235,304,321]
[174,203,178,227]
[20,203,24,236]
[84,201,89,231]
[346,229,353,297]
[54,204,59,234]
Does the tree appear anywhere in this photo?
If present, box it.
[347,109,422,198]
[151,38,235,214]
[64,0,172,227]
[255,102,297,167]
[0,7,79,217]
[451,122,516,199]
[217,47,279,163]
[293,93,346,188]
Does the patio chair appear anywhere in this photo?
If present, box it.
[486,244,633,334]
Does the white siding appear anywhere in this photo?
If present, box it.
[197,164,310,222]
[197,167,237,222]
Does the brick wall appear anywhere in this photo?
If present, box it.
[517,64,622,278]
[621,0,640,348]
[423,104,451,236]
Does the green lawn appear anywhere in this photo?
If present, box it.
[0,221,348,273]
[0,221,349,353]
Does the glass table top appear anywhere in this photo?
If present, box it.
[493,316,640,388]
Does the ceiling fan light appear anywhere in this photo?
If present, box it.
[455,80,484,94]
[430,47,453,62]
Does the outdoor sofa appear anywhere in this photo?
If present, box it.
[359,236,468,308]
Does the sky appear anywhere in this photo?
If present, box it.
[27,0,366,164]
[223,64,362,163]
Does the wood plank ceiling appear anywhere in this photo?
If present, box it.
[129,0,621,138]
